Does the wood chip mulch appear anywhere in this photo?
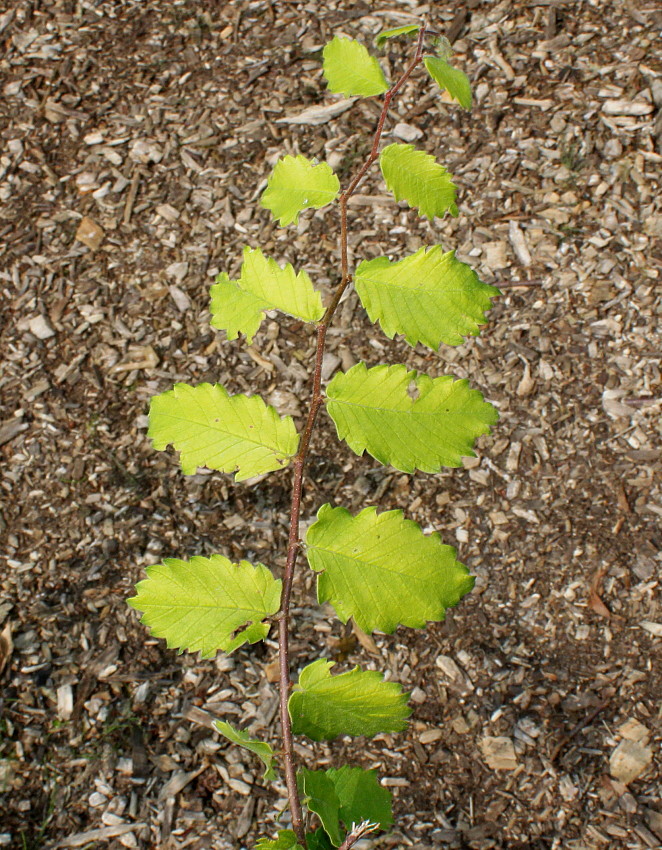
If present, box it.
[1,1,660,849]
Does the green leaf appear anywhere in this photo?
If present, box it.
[298,769,343,846]
[325,362,498,473]
[255,830,304,850]
[424,57,472,109]
[149,382,299,481]
[306,505,474,634]
[214,721,277,781]
[289,659,410,742]
[354,246,499,349]
[128,555,281,657]
[375,25,420,48]
[299,766,393,847]
[322,36,388,98]
[210,247,324,343]
[261,155,340,226]
[380,143,458,220]
[209,273,266,344]
[239,246,324,322]
[326,766,393,832]
[306,830,334,850]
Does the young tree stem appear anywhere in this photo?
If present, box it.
[277,27,427,846]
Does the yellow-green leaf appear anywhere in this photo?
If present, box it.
[323,36,388,97]
[307,504,474,633]
[379,143,458,220]
[128,555,281,657]
[210,248,324,343]
[375,25,420,48]
[355,246,499,349]
[215,721,277,781]
[325,363,498,472]
[255,831,303,850]
[288,659,410,742]
[261,155,339,226]
[424,57,472,109]
[149,383,299,481]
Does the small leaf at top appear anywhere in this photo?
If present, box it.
[323,36,389,98]
[355,246,499,349]
[215,721,277,781]
[298,769,343,846]
[375,24,421,48]
[261,155,340,226]
[325,362,498,473]
[210,248,324,343]
[326,765,393,832]
[149,382,299,481]
[306,504,474,634]
[424,56,472,109]
[128,555,281,657]
[288,658,410,742]
[255,830,304,850]
[380,143,458,220]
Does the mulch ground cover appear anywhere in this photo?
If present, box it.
[1,1,660,848]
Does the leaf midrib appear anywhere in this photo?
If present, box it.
[308,542,435,583]
[327,396,469,416]
[157,411,294,453]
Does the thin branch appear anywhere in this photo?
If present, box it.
[277,326,327,844]
[276,29,428,847]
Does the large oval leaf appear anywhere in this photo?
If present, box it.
[325,362,498,472]
[128,556,281,657]
[288,659,410,742]
[306,504,474,633]
[355,246,499,349]
[149,382,299,481]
